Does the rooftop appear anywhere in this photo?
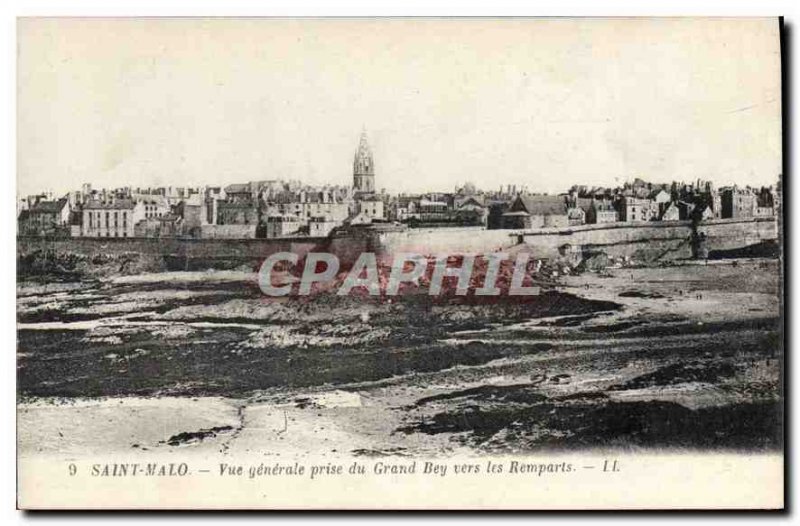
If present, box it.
[29,199,67,213]
[84,199,135,210]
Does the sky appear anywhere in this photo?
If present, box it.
[17,17,782,197]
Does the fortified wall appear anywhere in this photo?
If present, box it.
[372,218,779,262]
[18,217,778,273]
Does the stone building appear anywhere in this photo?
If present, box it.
[567,207,586,226]
[453,196,487,226]
[417,198,450,222]
[81,199,143,238]
[266,189,351,223]
[265,215,302,238]
[18,198,70,236]
[355,196,385,221]
[217,200,259,225]
[618,196,657,222]
[754,187,776,218]
[223,183,255,203]
[659,201,681,221]
[721,187,757,218]
[501,195,569,229]
[308,216,340,237]
[486,200,512,229]
[586,199,618,224]
[134,214,181,238]
[132,194,171,220]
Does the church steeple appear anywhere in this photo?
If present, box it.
[353,129,375,194]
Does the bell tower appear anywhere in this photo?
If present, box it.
[353,130,375,194]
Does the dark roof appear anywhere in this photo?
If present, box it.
[514,195,566,216]
[84,199,135,210]
[225,183,251,194]
[756,193,774,207]
[218,200,256,209]
[132,194,169,206]
[456,196,486,208]
[29,199,67,213]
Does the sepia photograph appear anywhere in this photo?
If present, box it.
[15,16,784,510]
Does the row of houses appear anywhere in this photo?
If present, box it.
[18,178,779,238]
[18,129,779,237]
[379,178,776,232]
[494,183,777,230]
[17,181,390,239]
[388,194,488,226]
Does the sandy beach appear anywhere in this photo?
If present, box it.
[17,257,782,459]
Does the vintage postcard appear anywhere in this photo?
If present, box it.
[16,17,784,509]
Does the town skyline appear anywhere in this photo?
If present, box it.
[15,124,782,200]
[16,168,782,203]
[18,18,781,197]
[18,135,779,242]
